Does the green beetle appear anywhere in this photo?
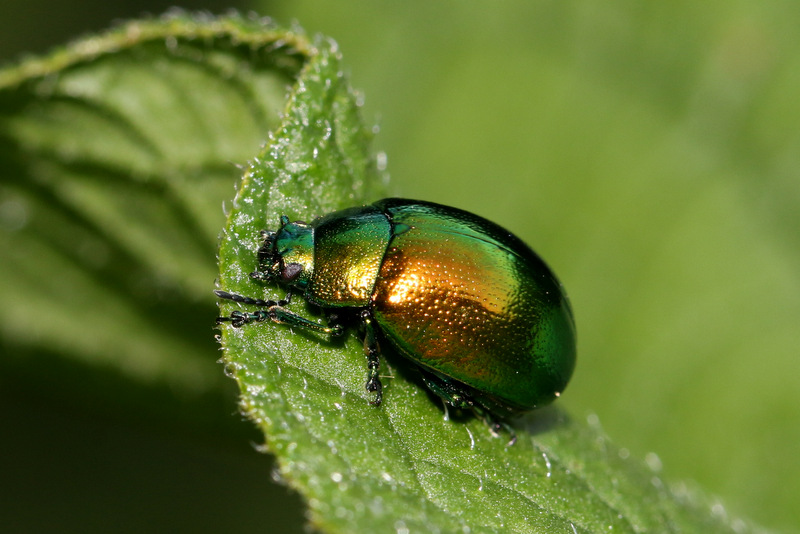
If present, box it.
[216,198,576,441]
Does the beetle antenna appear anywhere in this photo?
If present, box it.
[214,289,285,307]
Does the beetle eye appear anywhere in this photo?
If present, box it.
[282,262,304,282]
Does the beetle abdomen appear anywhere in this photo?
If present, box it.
[371,199,576,411]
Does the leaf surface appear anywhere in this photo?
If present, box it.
[214,25,760,533]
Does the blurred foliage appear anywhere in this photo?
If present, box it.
[0,10,309,533]
[1,1,798,533]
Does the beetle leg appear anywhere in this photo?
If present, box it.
[420,372,474,410]
[421,371,516,445]
[471,405,517,447]
[361,310,383,406]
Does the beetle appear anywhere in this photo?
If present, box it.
[216,198,576,442]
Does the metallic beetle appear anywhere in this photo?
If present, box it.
[216,198,576,440]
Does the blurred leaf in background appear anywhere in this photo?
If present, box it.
[1,1,798,533]
[0,9,309,533]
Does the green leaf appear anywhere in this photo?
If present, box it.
[0,12,310,392]
[215,27,763,534]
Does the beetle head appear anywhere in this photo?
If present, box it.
[254,215,314,290]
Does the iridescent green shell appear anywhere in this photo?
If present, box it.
[284,198,576,413]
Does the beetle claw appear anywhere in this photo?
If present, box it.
[366,377,383,406]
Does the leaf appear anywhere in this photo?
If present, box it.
[0,12,310,392]
[215,28,763,534]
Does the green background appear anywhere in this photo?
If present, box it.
[2,1,798,533]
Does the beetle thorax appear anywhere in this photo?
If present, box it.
[269,220,315,290]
